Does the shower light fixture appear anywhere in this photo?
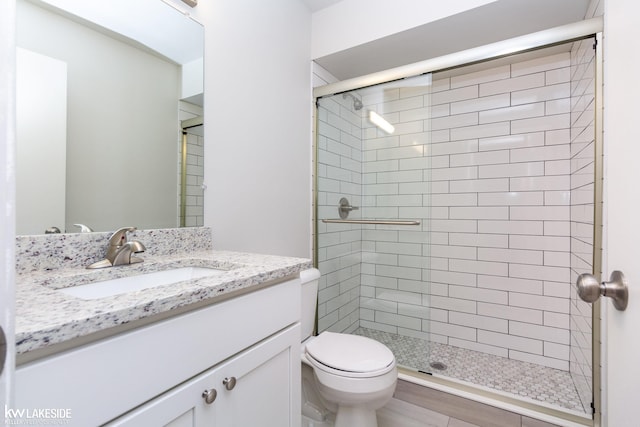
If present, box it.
[368,111,395,134]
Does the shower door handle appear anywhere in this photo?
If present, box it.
[576,271,629,311]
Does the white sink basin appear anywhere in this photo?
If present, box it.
[59,267,225,300]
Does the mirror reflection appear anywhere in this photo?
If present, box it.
[15,0,204,235]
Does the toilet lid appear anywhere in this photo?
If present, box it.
[305,332,395,373]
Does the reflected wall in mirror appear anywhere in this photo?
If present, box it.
[16,0,204,235]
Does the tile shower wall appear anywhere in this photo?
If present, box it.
[567,0,600,412]
[181,130,205,227]
[317,47,596,375]
[359,80,433,342]
[178,101,204,227]
[569,36,597,411]
[361,53,574,371]
[316,94,363,334]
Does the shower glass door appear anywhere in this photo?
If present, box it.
[315,37,597,418]
[315,73,434,371]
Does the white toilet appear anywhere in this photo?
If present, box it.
[300,269,397,427]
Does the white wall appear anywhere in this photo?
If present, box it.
[313,62,339,87]
[15,49,67,235]
[182,58,204,101]
[311,0,497,59]
[0,0,15,410]
[186,0,312,258]
[602,1,640,425]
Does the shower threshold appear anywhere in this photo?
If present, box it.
[354,327,589,415]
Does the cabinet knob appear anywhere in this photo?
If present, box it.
[223,376,237,390]
[202,388,217,404]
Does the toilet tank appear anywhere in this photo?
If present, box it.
[299,268,321,341]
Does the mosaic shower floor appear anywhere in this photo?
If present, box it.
[354,327,588,414]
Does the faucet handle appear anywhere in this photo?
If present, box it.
[108,227,137,246]
[73,223,94,233]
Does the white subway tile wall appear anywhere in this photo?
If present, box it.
[316,44,594,380]
[317,92,363,334]
[179,131,204,227]
[569,35,596,411]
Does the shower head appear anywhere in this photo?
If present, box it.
[343,93,363,111]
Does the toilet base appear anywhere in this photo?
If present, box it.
[334,406,378,427]
[302,413,334,427]
[301,407,380,427]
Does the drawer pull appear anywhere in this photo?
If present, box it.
[202,388,217,404]
[223,377,237,390]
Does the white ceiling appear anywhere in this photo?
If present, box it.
[313,0,591,80]
[37,0,203,65]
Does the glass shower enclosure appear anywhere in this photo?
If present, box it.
[314,37,598,420]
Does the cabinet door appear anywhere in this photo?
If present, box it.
[106,367,219,427]
[214,324,300,427]
[108,324,300,427]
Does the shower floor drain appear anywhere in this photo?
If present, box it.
[429,361,447,371]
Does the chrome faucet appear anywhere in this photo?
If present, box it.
[87,227,147,269]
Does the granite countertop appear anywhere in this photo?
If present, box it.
[15,249,312,356]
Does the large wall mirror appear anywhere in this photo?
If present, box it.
[15,0,204,235]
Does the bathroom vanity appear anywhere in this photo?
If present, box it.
[13,228,311,426]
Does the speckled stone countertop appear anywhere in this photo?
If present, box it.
[15,227,312,356]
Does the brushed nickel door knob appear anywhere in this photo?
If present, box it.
[577,270,629,311]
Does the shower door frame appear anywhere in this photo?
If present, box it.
[312,17,604,427]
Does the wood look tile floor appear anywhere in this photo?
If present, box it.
[303,384,565,427]
[378,398,481,427]
[379,396,564,427]
[390,380,567,427]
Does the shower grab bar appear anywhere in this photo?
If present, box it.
[322,219,420,226]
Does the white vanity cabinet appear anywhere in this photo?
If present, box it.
[109,324,298,427]
[14,278,301,427]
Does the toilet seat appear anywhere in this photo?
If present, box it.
[305,332,395,378]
